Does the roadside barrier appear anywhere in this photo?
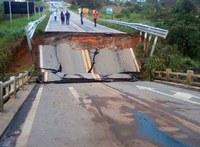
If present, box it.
[25,15,46,51]
[153,69,200,87]
[0,67,34,112]
[102,19,168,39]
[101,19,168,56]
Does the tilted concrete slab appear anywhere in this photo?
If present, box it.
[93,49,139,76]
[42,71,62,82]
[56,44,86,74]
[117,48,139,72]
[94,49,121,75]
[39,44,139,82]
[39,45,60,71]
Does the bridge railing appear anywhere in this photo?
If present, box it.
[0,67,34,112]
[101,19,168,56]
[25,15,46,51]
[153,69,200,87]
[101,19,168,39]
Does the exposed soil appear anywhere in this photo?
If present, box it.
[8,38,33,73]
[8,32,140,73]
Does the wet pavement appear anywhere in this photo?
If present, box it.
[1,82,199,147]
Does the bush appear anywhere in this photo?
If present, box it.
[0,48,12,74]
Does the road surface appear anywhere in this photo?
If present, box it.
[45,9,123,34]
[1,2,200,147]
[0,81,200,147]
[39,44,139,82]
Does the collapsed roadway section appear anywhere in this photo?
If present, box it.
[37,33,141,83]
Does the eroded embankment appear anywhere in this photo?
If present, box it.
[9,33,140,72]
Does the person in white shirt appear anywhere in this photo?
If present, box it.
[53,10,57,22]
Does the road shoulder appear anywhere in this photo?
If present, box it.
[0,83,36,139]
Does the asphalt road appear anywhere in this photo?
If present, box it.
[39,44,139,82]
[45,9,123,34]
[0,82,200,147]
[1,2,200,147]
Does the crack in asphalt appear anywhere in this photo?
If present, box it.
[54,45,62,72]
[88,49,99,73]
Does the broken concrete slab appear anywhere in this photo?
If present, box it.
[55,72,65,78]
[56,44,86,74]
[94,49,121,75]
[39,45,60,71]
[105,73,132,79]
[42,71,62,82]
[117,48,139,72]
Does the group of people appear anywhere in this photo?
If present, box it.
[60,11,70,25]
[53,10,70,25]
[80,9,99,27]
[53,9,99,27]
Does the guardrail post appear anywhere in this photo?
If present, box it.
[0,82,3,112]
[25,71,29,84]
[10,76,16,99]
[166,69,171,81]
[22,74,24,86]
[150,36,158,56]
[139,31,142,42]
[187,70,194,85]
[143,32,148,53]
[146,34,152,53]
[19,73,23,88]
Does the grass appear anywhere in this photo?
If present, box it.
[0,14,43,47]
[0,12,49,80]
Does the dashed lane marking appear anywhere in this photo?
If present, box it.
[69,87,81,104]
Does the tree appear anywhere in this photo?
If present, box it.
[74,0,104,9]
[190,0,200,14]
[164,0,200,60]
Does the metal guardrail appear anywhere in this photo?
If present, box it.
[0,68,33,112]
[153,69,200,87]
[102,19,169,39]
[25,15,46,51]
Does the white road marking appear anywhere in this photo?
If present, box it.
[136,85,200,105]
[16,85,44,147]
[71,21,85,32]
[130,48,140,72]
[99,83,150,107]
[39,45,44,72]
[69,87,81,104]
[45,14,52,32]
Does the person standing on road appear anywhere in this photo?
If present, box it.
[93,10,98,27]
[80,10,84,25]
[65,10,70,25]
[53,10,57,22]
[60,11,65,25]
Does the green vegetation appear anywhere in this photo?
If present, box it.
[0,1,49,80]
[0,14,41,74]
[69,0,104,10]
[92,0,200,79]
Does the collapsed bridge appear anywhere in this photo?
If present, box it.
[37,33,140,83]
